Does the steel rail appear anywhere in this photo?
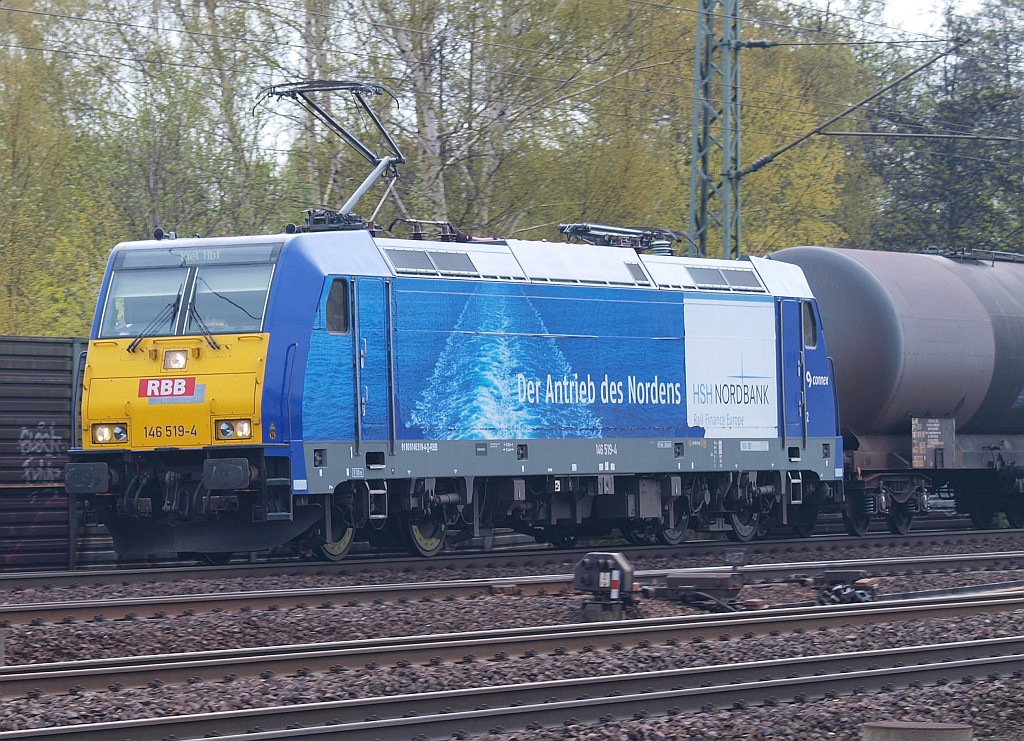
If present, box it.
[2,638,1022,740]
[5,592,1024,697]
[5,549,1024,625]
[0,574,574,625]
[0,525,1003,591]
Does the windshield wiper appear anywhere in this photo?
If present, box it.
[127,287,182,353]
[188,304,221,350]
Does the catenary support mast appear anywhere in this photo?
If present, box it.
[685,0,958,261]
[687,0,741,259]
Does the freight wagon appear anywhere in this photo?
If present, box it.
[775,247,1024,534]
[0,337,84,570]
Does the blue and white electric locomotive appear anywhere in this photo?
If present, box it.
[64,80,845,562]
[64,220,845,561]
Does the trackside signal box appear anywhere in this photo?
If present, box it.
[574,552,635,621]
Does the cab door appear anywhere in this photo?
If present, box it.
[353,277,393,450]
[800,301,838,440]
[779,298,806,446]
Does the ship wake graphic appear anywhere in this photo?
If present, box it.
[409,290,603,439]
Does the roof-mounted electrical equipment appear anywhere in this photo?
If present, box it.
[559,223,681,255]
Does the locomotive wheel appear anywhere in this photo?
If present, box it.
[969,507,996,529]
[401,509,447,557]
[621,526,644,545]
[316,508,356,562]
[622,523,654,545]
[726,509,760,542]
[886,501,914,534]
[842,492,871,536]
[790,503,819,538]
[656,508,690,546]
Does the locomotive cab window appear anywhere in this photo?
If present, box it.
[98,242,279,339]
[326,279,350,334]
[189,264,272,334]
[99,268,187,338]
[802,301,818,349]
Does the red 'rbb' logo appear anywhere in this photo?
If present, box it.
[139,378,196,398]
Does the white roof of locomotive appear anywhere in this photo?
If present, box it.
[373,235,814,299]
[110,230,815,300]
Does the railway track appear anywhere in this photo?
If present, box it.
[0,506,983,577]
[4,591,1024,696]
[4,535,1024,739]
[1,527,1016,593]
[4,548,1024,626]
[3,596,1024,740]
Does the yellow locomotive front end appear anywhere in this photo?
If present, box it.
[82,335,264,453]
[65,237,316,561]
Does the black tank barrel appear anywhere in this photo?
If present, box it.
[774,247,1024,436]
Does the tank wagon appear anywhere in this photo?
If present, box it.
[64,228,843,563]
[774,247,1024,534]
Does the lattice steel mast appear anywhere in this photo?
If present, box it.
[686,0,959,260]
[687,0,741,259]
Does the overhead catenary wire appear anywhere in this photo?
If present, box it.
[3,0,1009,129]
[740,40,966,177]
[3,1,1019,172]
[822,131,1020,141]
[1,26,1008,147]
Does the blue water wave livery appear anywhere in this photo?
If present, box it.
[302,276,703,443]
[407,288,603,439]
[302,318,355,441]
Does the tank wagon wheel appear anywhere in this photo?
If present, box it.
[726,509,760,542]
[545,527,579,549]
[1006,502,1024,529]
[886,501,914,535]
[656,508,690,546]
[197,552,233,566]
[401,509,448,557]
[842,491,871,537]
[969,506,996,529]
[316,507,356,562]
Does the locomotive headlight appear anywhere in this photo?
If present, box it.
[92,423,128,444]
[216,419,253,440]
[163,349,188,370]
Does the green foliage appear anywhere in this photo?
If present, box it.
[26,171,125,336]
[2,0,1022,338]
[0,3,124,335]
[741,46,852,253]
[860,1,1024,252]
